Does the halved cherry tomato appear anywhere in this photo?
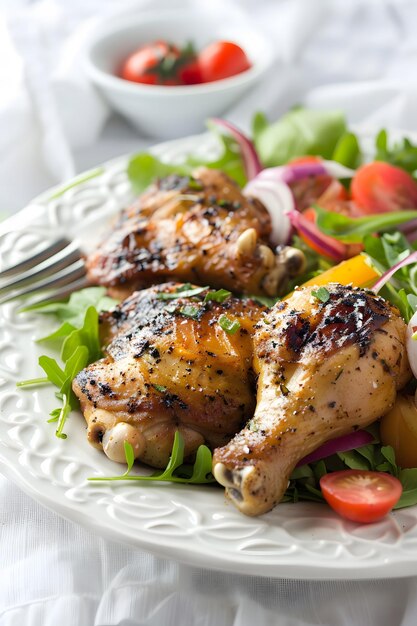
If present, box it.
[380,395,417,469]
[120,41,182,85]
[198,41,251,83]
[320,470,402,523]
[351,162,417,214]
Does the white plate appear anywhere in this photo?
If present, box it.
[2,132,417,580]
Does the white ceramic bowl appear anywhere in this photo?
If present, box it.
[83,9,274,139]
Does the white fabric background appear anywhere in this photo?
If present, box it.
[2,0,417,624]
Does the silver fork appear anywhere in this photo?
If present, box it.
[0,237,90,306]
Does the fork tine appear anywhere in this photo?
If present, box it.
[0,240,82,295]
[0,259,87,305]
[19,276,92,307]
[0,237,72,278]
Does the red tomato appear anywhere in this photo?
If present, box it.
[320,470,402,523]
[351,162,417,214]
[289,175,335,213]
[120,41,181,85]
[178,60,203,85]
[198,41,251,83]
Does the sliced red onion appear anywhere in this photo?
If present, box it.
[256,163,327,185]
[243,160,353,246]
[288,209,346,261]
[406,311,417,379]
[399,218,417,245]
[256,160,354,186]
[210,118,262,180]
[244,177,294,245]
[372,250,417,293]
[405,229,417,244]
[322,160,355,179]
[296,430,374,467]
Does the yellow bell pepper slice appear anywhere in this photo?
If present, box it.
[300,254,380,290]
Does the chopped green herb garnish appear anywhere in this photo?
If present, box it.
[180,305,200,319]
[89,431,215,484]
[218,314,240,334]
[311,287,330,303]
[188,177,204,191]
[204,288,231,303]
[157,286,208,300]
[153,384,167,393]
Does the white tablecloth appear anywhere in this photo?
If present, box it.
[2,1,417,624]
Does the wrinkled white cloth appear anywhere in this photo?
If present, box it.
[2,471,417,626]
[2,1,417,624]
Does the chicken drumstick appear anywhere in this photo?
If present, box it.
[213,284,411,516]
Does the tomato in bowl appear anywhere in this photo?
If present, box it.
[83,9,273,138]
[119,40,252,86]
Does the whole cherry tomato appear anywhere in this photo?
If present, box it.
[198,41,251,83]
[120,41,181,85]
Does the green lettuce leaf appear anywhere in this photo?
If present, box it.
[128,121,246,194]
[252,108,347,167]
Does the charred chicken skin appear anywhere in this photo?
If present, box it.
[213,283,411,516]
[72,283,265,468]
[85,167,305,300]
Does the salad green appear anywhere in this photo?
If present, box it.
[17,108,417,509]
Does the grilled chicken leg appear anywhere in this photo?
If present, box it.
[213,284,411,516]
[85,168,305,299]
[73,283,264,468]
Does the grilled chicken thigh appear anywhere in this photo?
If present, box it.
[73,283,264,468]
[213,284,411,516]
[86,168,305,299]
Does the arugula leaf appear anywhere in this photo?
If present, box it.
[128,121,247,194]
[89,431,215,484]
[123,441,135,475]
[364,232,417,322]
[332,131,361,169]
[315,206,417,243]
[61,307,101,363]
[22,287,118,329]
[252,108,347,167]
[127,154,190,194]
[18,288,117,438]
[337,450,371,471]
[375,129,417,175]
[38,355,66,388]
[395,469,417,508]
